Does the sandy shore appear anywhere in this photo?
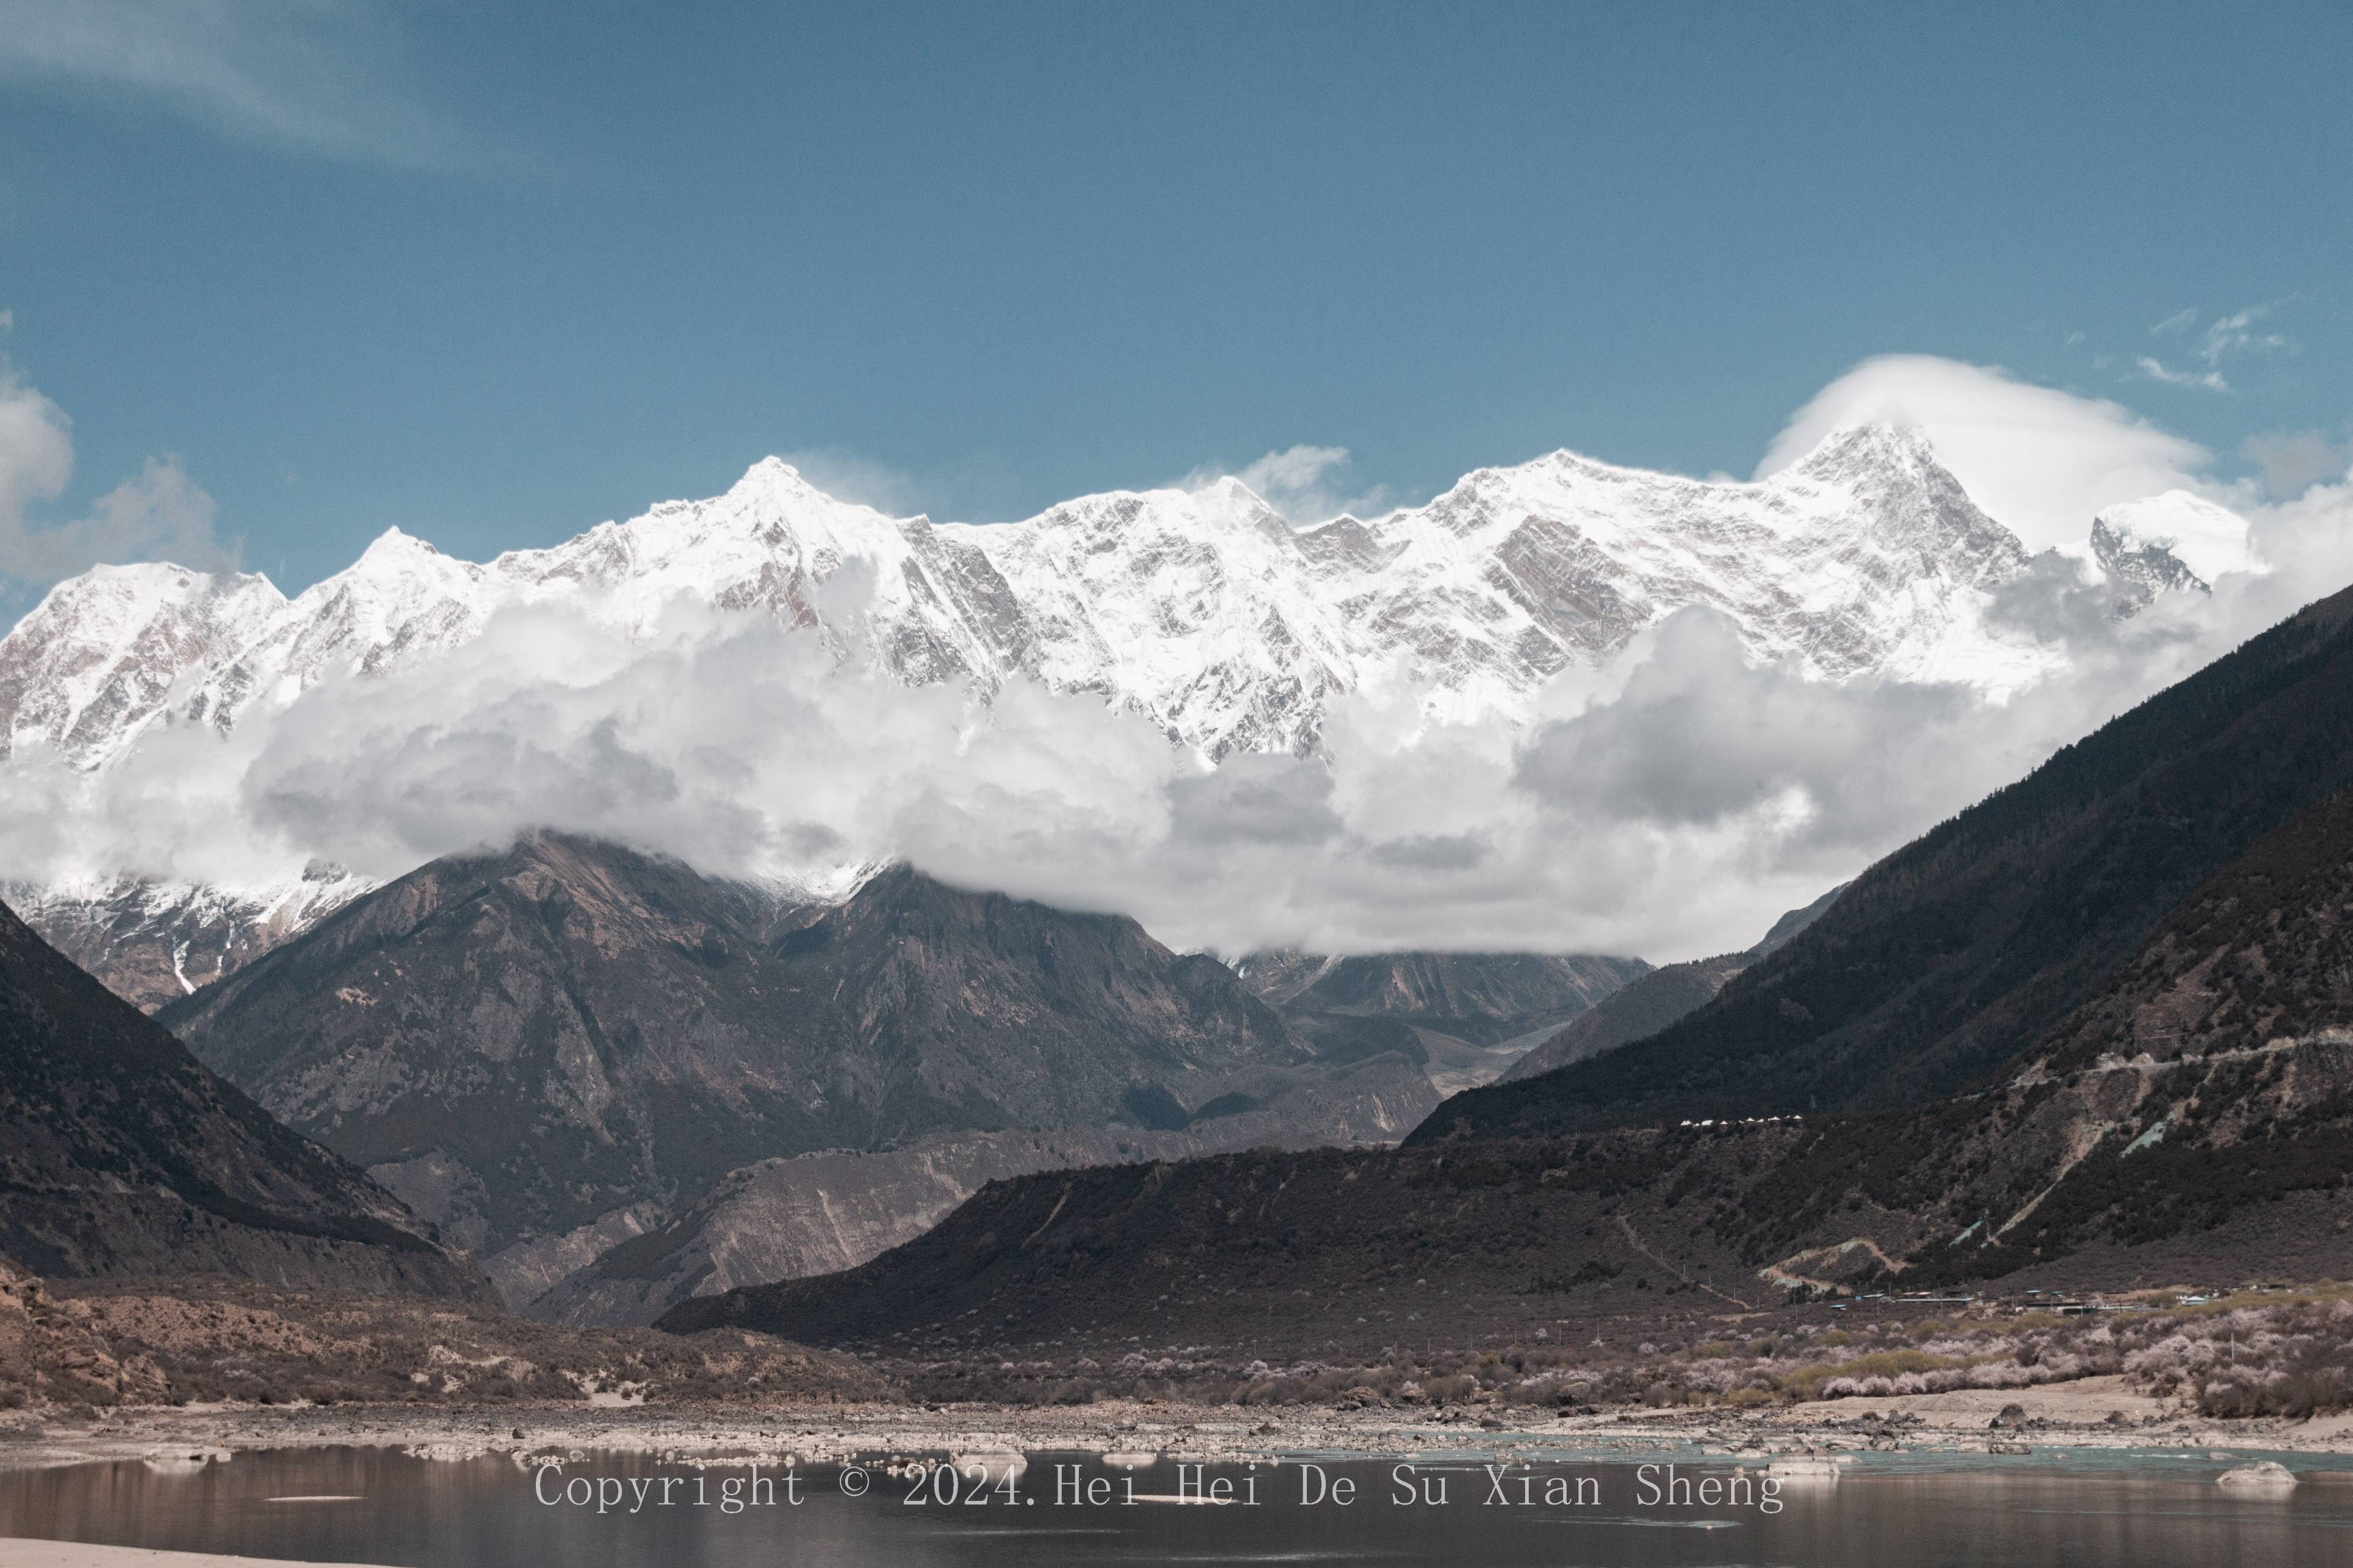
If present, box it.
[0,1545,396,1568]
[2,1375,2351,1475]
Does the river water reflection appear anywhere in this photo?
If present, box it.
[3,1446,2349,1566]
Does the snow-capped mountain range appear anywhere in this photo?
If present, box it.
[0,422,2242,1004]
[9,424,2110,772]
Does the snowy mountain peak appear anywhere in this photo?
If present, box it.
[1200,472,1285,513]
[358,524,437,554]
[1789,421,1942,473]
[2093,491,2263,586]
[292,530,488,635]
[726,455,855,510]
[2090,515,2207,610]
[686,457,925,559]
[342,535,480,605]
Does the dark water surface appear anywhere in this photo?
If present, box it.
[4,1447,2351,1566]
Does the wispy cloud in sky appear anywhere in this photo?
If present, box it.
[2132,302,2294,394]
[2136,354,2231,392]
[0,0,461,163]
[0,360,236,583]
[2201,304,2291,365]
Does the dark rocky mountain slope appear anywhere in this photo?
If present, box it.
[663,1096,2353,1364]
[0,898,482,1297]
[1496,957,1748,1082]
[161,838,1431,1303]
[1844,781,2353,1285]
[659,1137,1783,1357]
[531,1051,1431,1327]
[1416,580,2353,1141]
[1498,884,1845,1084]
[1624,784,2353,1300]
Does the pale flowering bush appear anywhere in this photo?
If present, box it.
[2109,1298,2353,1417]
[2123,1332,2216,1388]
[1817,1360,2094,1400]
[1678,1360,1758,1394]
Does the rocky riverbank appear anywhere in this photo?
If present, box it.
[7,1374,2353,1476]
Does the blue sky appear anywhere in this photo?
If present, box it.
[0,0,2346,597]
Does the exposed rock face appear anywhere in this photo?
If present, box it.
[0,898,481,1297]
[160,835,818,1275]
[0,1258,173,1408]
[474,1203,666,1315]
[9,865,373,1012]
[1418,581,2353,1141]
[1497,883,1845,1084]
[159,837,1433,1304]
